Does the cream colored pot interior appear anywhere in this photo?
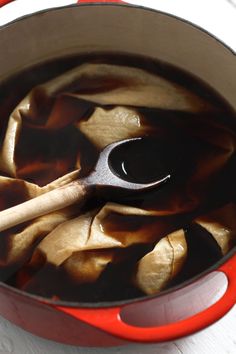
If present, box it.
[0,4,235,110]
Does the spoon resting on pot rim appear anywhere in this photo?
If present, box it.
[0,138,170,232]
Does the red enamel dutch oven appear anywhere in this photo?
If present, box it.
[0,0,236,347]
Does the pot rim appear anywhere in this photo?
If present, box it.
[0,2,235,55]
[0,2,235,308]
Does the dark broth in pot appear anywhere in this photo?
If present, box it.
[0,54,235,302]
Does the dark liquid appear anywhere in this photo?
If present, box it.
[0,53,235,302]
[109,137,175,183]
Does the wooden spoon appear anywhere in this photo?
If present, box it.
[0,138,170,232]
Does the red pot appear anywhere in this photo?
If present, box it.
[0,0,235,347]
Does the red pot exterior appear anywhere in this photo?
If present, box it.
[0,1,235,346]
[56,253,236,344]
[0,253,235,346]
[0,0,14,7]
[0,283,128,346]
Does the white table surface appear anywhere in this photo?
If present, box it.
[0,0,235,353]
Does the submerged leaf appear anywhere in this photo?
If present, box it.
[195,203,236,255]
[78,106,149,149]
[134,229,187,294]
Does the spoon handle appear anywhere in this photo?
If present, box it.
[0,181,90,233]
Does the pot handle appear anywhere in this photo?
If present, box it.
[0,0,14,7]
[55,254,236,343]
